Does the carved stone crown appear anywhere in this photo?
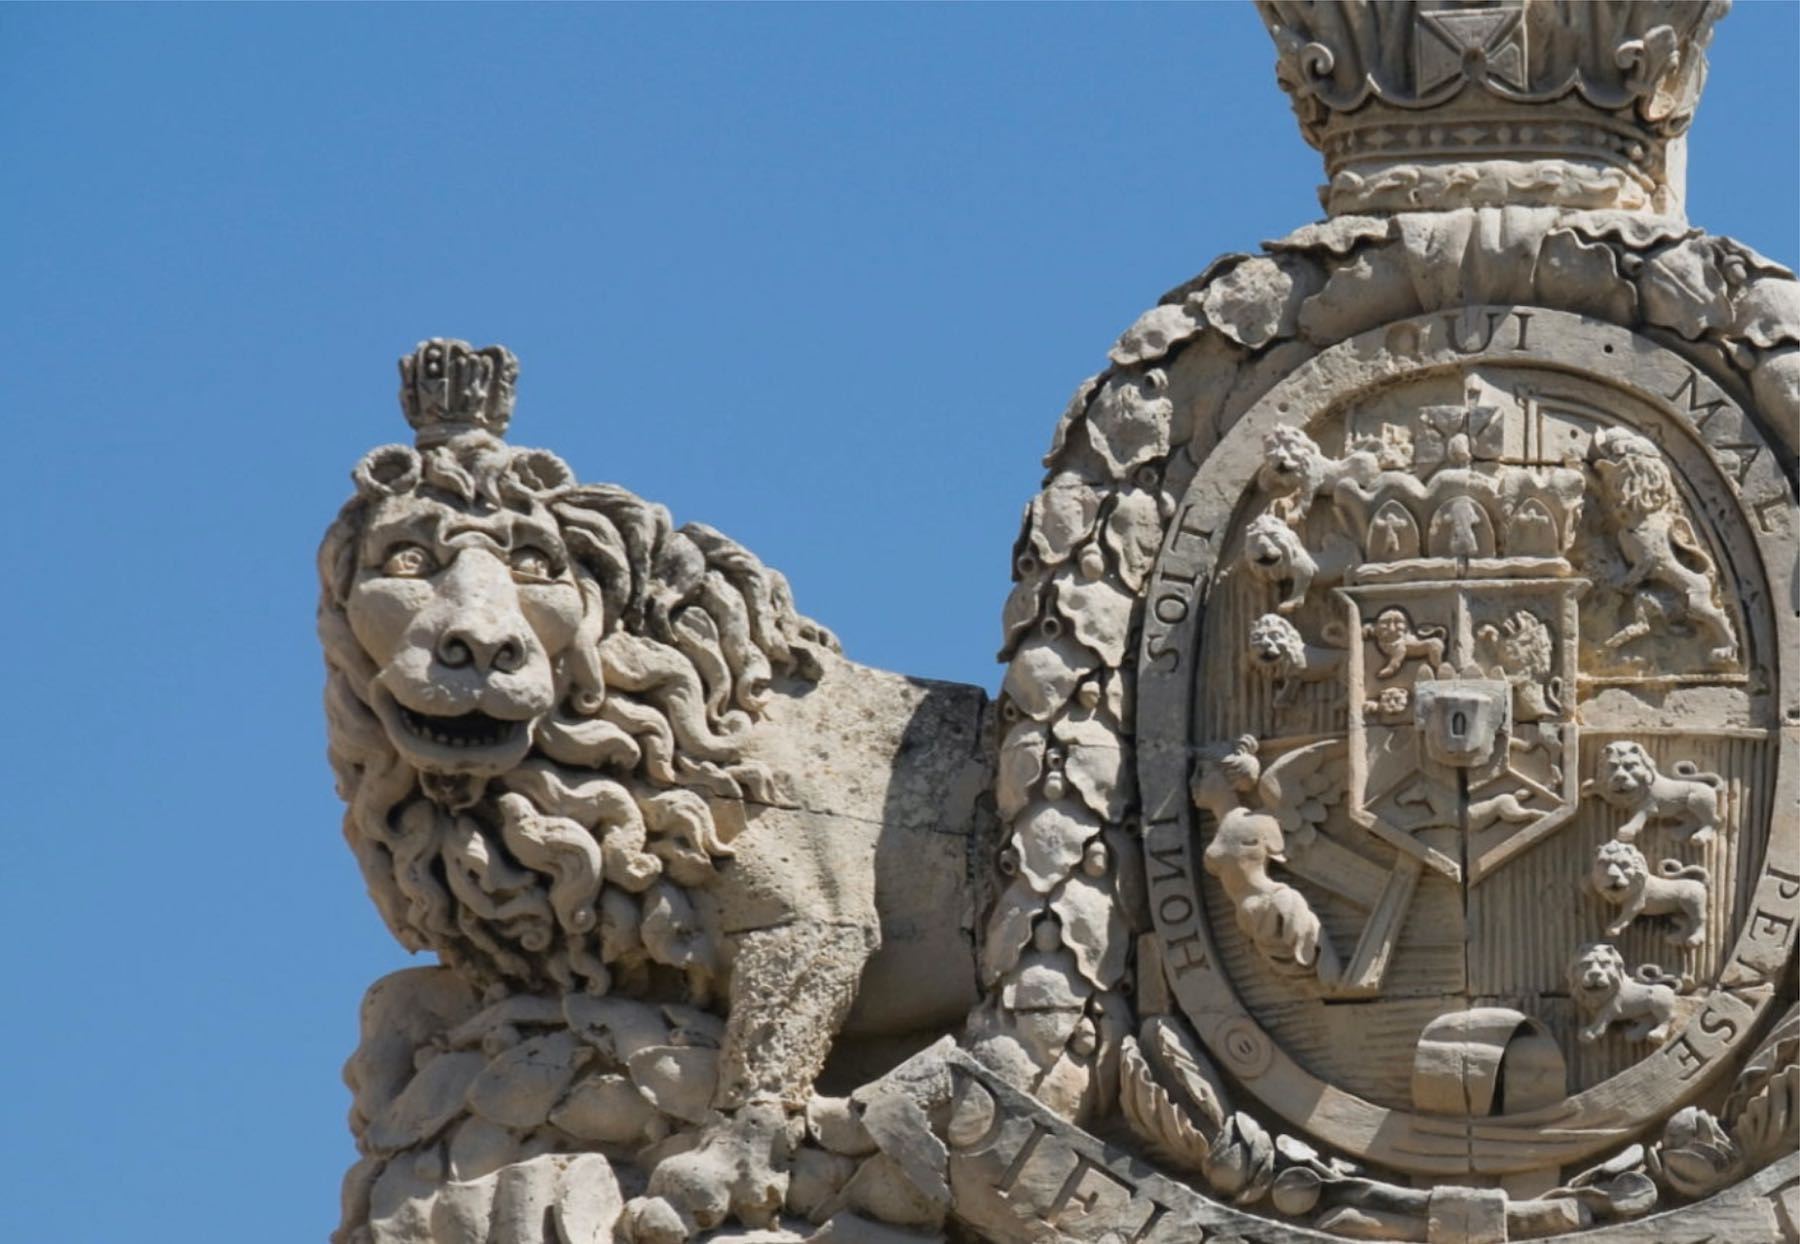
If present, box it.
[1256,0,1728,217]
[398,338,518,445]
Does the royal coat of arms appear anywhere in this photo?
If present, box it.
[1136,307,1797,1213]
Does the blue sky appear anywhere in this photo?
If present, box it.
[1,5,1794,1242]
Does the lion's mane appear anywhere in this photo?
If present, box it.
[1243,513,1308,577]
[318,437,834,1000]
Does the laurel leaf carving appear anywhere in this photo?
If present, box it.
[1723,1006,1800,1171]
[1145,1015,1229,1136]
[1731,1064,1799,1169]
[1118,1017,1233,1169]
[1118,1034,1213,1171]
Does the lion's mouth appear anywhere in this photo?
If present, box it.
[397,706,527,751]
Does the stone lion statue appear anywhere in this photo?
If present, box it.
[323,341,986,1244]
[1583,739,1723,845]
[1591,839,1710,947]
[1569,942,1687,1045]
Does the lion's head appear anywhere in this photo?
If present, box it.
[1242,513,1302,585]
[1569,942,1627,1011]
[1590,427,1677,526]
[1592,840,1649,904]
[319,340,833,999]
[1596,741,1658,808]
[1478,609,1553,681]
[1257,426,1331,519]
[1248,613,1307,677]
[1369,607,1412,652]
[328,439,587,782]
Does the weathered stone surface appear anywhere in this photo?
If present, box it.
[326,341,991,1244]
[329,8,1796,1243]
[365,1053,487,1156]
[971,5,1797,1241]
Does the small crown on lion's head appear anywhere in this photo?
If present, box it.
[398,339,518,446]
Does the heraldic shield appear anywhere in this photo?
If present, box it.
[1136,309,1797,1185]
[1328,373,1594,999]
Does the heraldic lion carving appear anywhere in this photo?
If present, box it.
[1584,739,1723,846]
[320,341,840,997]
[1569,942,1688,1046]
[321,341,982,1243]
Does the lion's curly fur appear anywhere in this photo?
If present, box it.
[1570,943,1633,1025]
[1594,839,1651,885]
[1486,610,1553,681]
[1244,512,1304,566]
[318,436,833,998]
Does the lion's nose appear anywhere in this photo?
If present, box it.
[437,624,526,674]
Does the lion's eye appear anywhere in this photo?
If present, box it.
[382,544,435,578]
[510,546,558,581]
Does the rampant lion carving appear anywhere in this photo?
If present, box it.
[1584,740,1723,846]
[1590,428,1739,666]
[1477,608,1562,720]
